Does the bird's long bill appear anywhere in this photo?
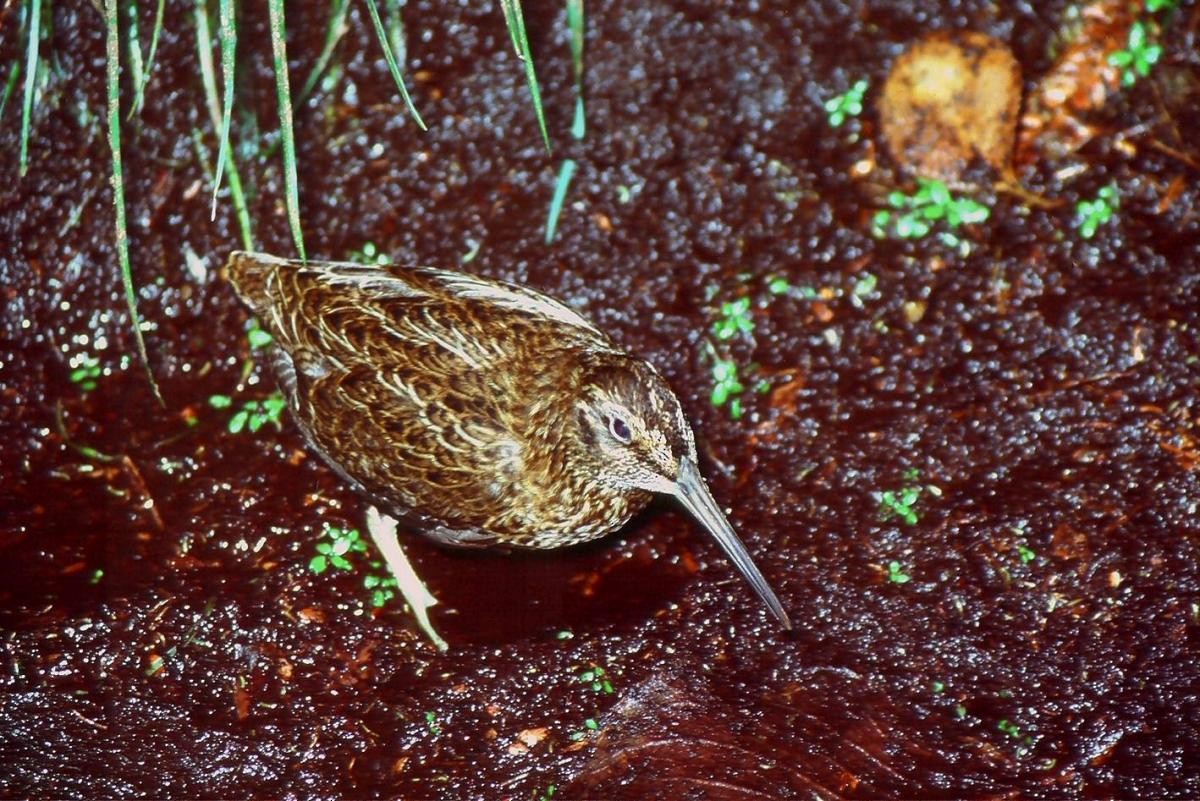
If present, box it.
[672,456,792,630]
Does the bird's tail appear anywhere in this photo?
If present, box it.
[224,250,293,317]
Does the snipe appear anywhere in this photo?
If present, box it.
[227,251,790,647]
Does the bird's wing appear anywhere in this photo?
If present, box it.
[226,252,612,361]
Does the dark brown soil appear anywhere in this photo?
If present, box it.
[3,1,1199,798]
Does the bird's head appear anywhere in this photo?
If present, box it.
[574,352,791,630]
[575,354,695,496]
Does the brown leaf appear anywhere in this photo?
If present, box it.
[880,31,1021,184]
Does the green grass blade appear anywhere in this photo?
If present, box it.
[545,158,576,243]
[193,1,253,249]
[499,0,550,152]
[299,0,349,102]
[220,139,254,250]
[0,53,21,120]
[566,0,585,139]
[190,128,254,250]
[267,0,306,261]
[127,0,145,116]
[363,0,426,130]
[566,0,584,140]
[19,0,42,176]
[211,0,236,220]
[194,0,218,123]
[131,0,166,115]
[105,0,163,404]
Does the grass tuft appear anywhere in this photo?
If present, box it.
[19,0,42,176]
[499,0,551,152]
[105,0,163,404]
[364,0,426,129]
[267,0,307,261]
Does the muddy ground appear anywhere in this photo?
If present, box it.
[2,0,1199,798]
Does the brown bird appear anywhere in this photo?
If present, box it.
[226,251,790,646]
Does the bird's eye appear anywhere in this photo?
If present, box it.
[608,415,632,444]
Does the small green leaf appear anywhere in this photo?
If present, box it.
[228,410,249,434]
[247,326,273,349]
[998,719,1022,738]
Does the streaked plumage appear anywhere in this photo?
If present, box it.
[226,251,790,629]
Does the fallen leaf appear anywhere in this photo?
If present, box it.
[880,31,1021,184]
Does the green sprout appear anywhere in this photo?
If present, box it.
[347,241,391,265]
[309,524,369,573]
[208,391,287,434]
[1109,20,1162,87]
[1075,184,1119,239]
[824,78,868,127]
[578,665,614,695]
[886,560,911,584]
[1146,0,1178,11]
[709,356,746,420]
[69,353,102,392]
[247,318,274,349]
[872,178,990,242]
[879,468,925,525]
[539,786,557,801]
[307,524,398,607]
[766,276,790,295]
[425,710,442,735]
[853,272,878,299]
[712,296,754,340]
[997,718,1035,754]
[568,717,599,741]
[363,569,398,608]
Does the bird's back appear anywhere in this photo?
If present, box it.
[225,252,638,547]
